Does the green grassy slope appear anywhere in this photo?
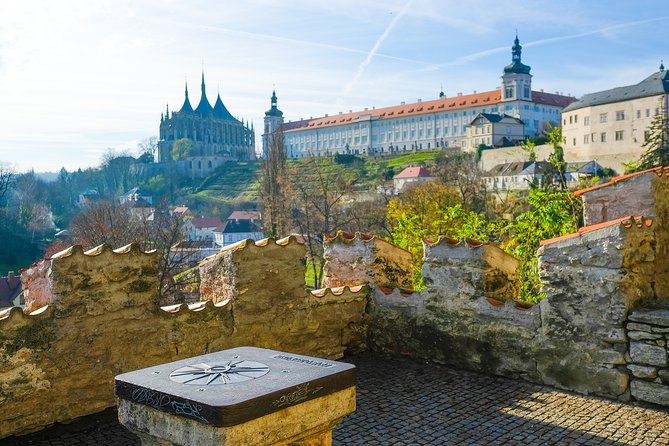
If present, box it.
[185,150,443,206]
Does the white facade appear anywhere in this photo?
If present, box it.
[267,37,573,159]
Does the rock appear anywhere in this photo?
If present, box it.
[631,380,669,405]
[626,322,652,332]
[629,342,668,367]
[626,364,657,379]
[628,310,669,327]
[651,327,669,333]
[627,331,662,341]
[658,369,669,382]
[595,349,626,365]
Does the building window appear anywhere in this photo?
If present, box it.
[505,87,514,98]
[584,116,590,126]
[569,116,573,124]
[615,130,624,141]
[584,134,590,144]
[523,85,530,98]
[600,132,607,143]
[645,130,651,141]
[574,115,578,123]
[599,113,608,123]
[573,138,576,146]
[646,109,650,117]
[636,110,641,119]
[616,111,625,121]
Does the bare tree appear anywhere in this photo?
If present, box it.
[284,157,354,288]
[434,151,486,212]
[0,162,16,206]
[259,129,289,238]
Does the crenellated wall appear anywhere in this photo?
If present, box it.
[322,231,413,289]
[0,238,367,438]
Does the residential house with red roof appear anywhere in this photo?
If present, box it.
[263,36,575,159]
[184,216,223,242]
[213,211,264,247]
[393,166,435,193]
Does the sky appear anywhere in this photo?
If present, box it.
[0,0,667,173]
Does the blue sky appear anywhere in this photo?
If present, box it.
[0,0,667,172]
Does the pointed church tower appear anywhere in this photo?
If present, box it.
[501,34,532,102]
[263,89,284,158]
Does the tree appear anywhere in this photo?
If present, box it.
[284,158,354,289]
[172,138,193,160]
[638,98,669,169]
[259,129,288,238]
[433,151,486,212]
[70,201,144,248]
[0,162,16,206]
[137,136,158,163]
[520,139,537,162]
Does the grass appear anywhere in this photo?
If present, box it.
[183,149,445,208]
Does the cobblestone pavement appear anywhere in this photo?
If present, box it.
[2,353,669,445]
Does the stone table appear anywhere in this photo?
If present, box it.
[115,346,356,446]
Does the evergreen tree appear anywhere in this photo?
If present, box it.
[638,99,669,169]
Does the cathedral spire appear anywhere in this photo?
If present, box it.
[195,70,212,116]
[179,81,194,113]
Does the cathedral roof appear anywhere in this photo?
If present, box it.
[213,93,235,120]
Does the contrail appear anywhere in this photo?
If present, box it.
[339,0,415,103]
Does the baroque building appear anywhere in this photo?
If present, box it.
[158,73,255,177]
[561,63,669,171]
[263,36,575,159]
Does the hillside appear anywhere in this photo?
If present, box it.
[184,150,444,209]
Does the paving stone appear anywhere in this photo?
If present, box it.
[3,353,669,445]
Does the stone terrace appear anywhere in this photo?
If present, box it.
[2,353,669,446]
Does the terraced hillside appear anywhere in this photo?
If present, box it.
[186,150,444,208]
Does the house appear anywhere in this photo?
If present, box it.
[184,216,223,241]
[463,113,525,150]
[484,160,600,191]
[561,63,669,171]
[172,206,193,219]
[0,272,23,309]
[77,189,101,208]
[213,211,264,247]
[120,187,153,206]
[393,166,435,193]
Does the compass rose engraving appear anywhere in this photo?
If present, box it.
[169,360,270,385]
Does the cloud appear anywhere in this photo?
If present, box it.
[338,0,415,104]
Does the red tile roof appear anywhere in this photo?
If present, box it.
[540,215,653,247]
[227,211,261,221]
[394,166,433,179]
[281,89,575,133]
[191,216,223,229]
[574,166,668,197]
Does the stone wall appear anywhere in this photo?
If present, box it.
[0,238,367,438]
[368,217,659,400]
[626,309,669,405]
[576,167,667,226]
[322,231,413,289]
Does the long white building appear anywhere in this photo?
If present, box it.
[262,36,575,159]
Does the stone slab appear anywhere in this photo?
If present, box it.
[627,364,658,379]
[115,347,356,427]
[628,310,669,327]
[628,331,662,341]
[626,322,652,332]
[631,380,669,405]
[630,342,668,367]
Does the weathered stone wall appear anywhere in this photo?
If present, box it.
[368,219,660,401]
[577,168,663,226]
[0,238,367,438]
[322,232,413,289]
